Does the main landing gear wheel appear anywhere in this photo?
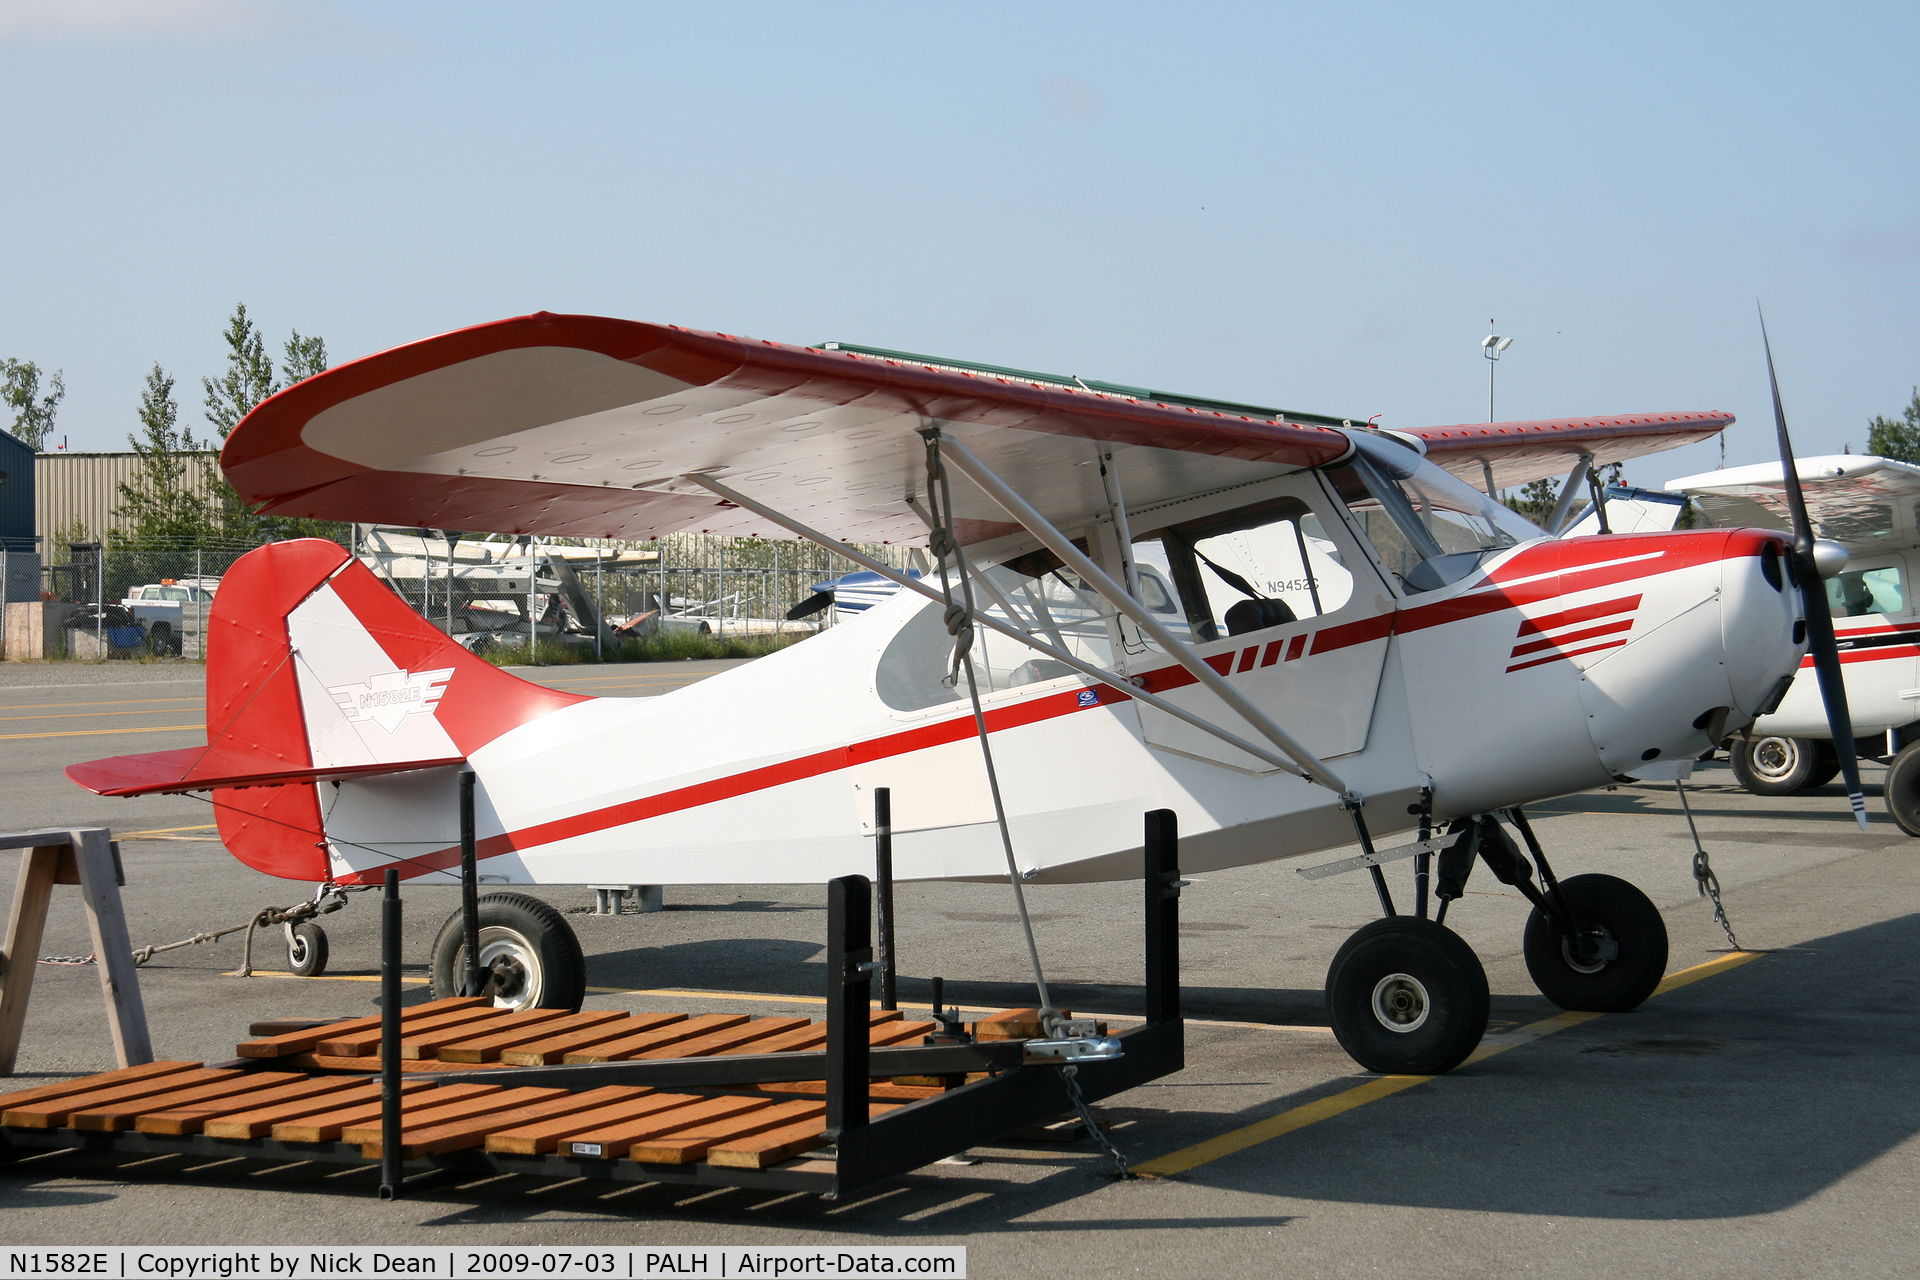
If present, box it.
[1884,742,1920,836]
[285,921,328,978]
[1326,917,1490,1075]
[429,892,586,1012]
[1523,873,1668,1012]
[1729,735,1838,795]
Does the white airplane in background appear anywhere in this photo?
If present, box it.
[68,313,1857,1078]
[1672,454,1920,827]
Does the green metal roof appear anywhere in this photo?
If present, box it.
[812,341,1355,429]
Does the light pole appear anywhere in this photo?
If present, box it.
[1481,323,1513,422]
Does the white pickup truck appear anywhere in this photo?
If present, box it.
[121,579,218,656]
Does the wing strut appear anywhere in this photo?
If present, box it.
[685,474,1321,783]
[931,433,1353,799]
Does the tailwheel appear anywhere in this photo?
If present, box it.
[285,921,328,977]
[1523,873,1668,1012]
[429,892,586,1012]
[1326,917,1490,1075]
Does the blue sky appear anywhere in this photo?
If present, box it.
[2,1,1916,488]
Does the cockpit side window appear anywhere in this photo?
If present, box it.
[874,543,1116,713]
[1132,494,1357,644]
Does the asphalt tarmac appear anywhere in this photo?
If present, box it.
[0,658,1915,1278]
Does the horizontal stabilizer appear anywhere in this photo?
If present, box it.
[66,749,466,798]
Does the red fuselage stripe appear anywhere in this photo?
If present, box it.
[1509,617,1636,659]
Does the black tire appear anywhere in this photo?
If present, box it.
[1729,735,1831,794]
[287,922,328,978]
[1523,873,1668,1012]
[1885,742,1920,836]
[1325,918,1490,1075]
[429,892,585,1011]
[146,624,172,658]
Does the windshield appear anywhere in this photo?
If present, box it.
[1324,432,1544,593]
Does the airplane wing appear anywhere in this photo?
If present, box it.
[1668,454,1920,545]
[1406,413,1733,493]
[222,313,1358,548]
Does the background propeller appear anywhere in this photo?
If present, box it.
[1760,308,1870,830]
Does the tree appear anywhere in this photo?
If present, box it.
[283,330,327,388]
[114,364,213,542]
[1867,388,1920,463]
[202,302,278,440]
[198,303,348,544]
[1,358,65,449]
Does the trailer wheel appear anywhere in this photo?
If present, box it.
[286,922,328,978]
[429,893,585,1011]
[1326,918,1489,1075]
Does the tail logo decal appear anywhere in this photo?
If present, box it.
[329,667,455,734]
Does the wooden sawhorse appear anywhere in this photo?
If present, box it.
[0,828,151,1074]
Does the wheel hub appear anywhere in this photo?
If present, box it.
[1751,736,1799,781]
[466,925,544,1009]
[1562,924,1620,974]
[1370,971,1431,1033]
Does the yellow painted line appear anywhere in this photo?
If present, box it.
[119,823,219,838]
[245,971,430,985]
[0,723,200,741]
[0,696,204,715]
[0,707,203,723]
[1132,950,1765,1178]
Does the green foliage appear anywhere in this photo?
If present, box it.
[473,629,804,668]
[282,330,327,388]
[1867,387,1920,463]
[1,358,65,449]
[113,364,214,544]
[202,303,279,440]
[1506,477,1560,528]
[198,303,350,544]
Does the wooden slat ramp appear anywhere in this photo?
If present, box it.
[0,1000,1000,1188]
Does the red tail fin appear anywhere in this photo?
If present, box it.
[68,538,588,880]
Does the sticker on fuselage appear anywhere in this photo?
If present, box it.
[1077,688,1100,707]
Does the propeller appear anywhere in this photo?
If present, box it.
[1760,308,1870,830]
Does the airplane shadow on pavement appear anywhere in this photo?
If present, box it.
[1147,911,1920,1221]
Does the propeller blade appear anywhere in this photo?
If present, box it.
[786,591,833,621]
[1760,307,1869,829]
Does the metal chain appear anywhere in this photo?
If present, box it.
[1060,1065,1132,1178]
[39,883,357,972]
[1674,778,1739,949]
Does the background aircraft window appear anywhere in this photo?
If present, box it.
[1827,565,1905,617]
[1322,432,1541,593]
[875,549,1116,712]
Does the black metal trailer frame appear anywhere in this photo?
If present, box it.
[1,810,1188,1200]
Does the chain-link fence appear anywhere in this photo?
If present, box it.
[14,530,919,663]
[37,537,261,660]
[356,529,918,661]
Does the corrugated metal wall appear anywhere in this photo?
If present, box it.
[34,451,221,545]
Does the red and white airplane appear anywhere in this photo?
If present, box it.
[68,313,1837,1076]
